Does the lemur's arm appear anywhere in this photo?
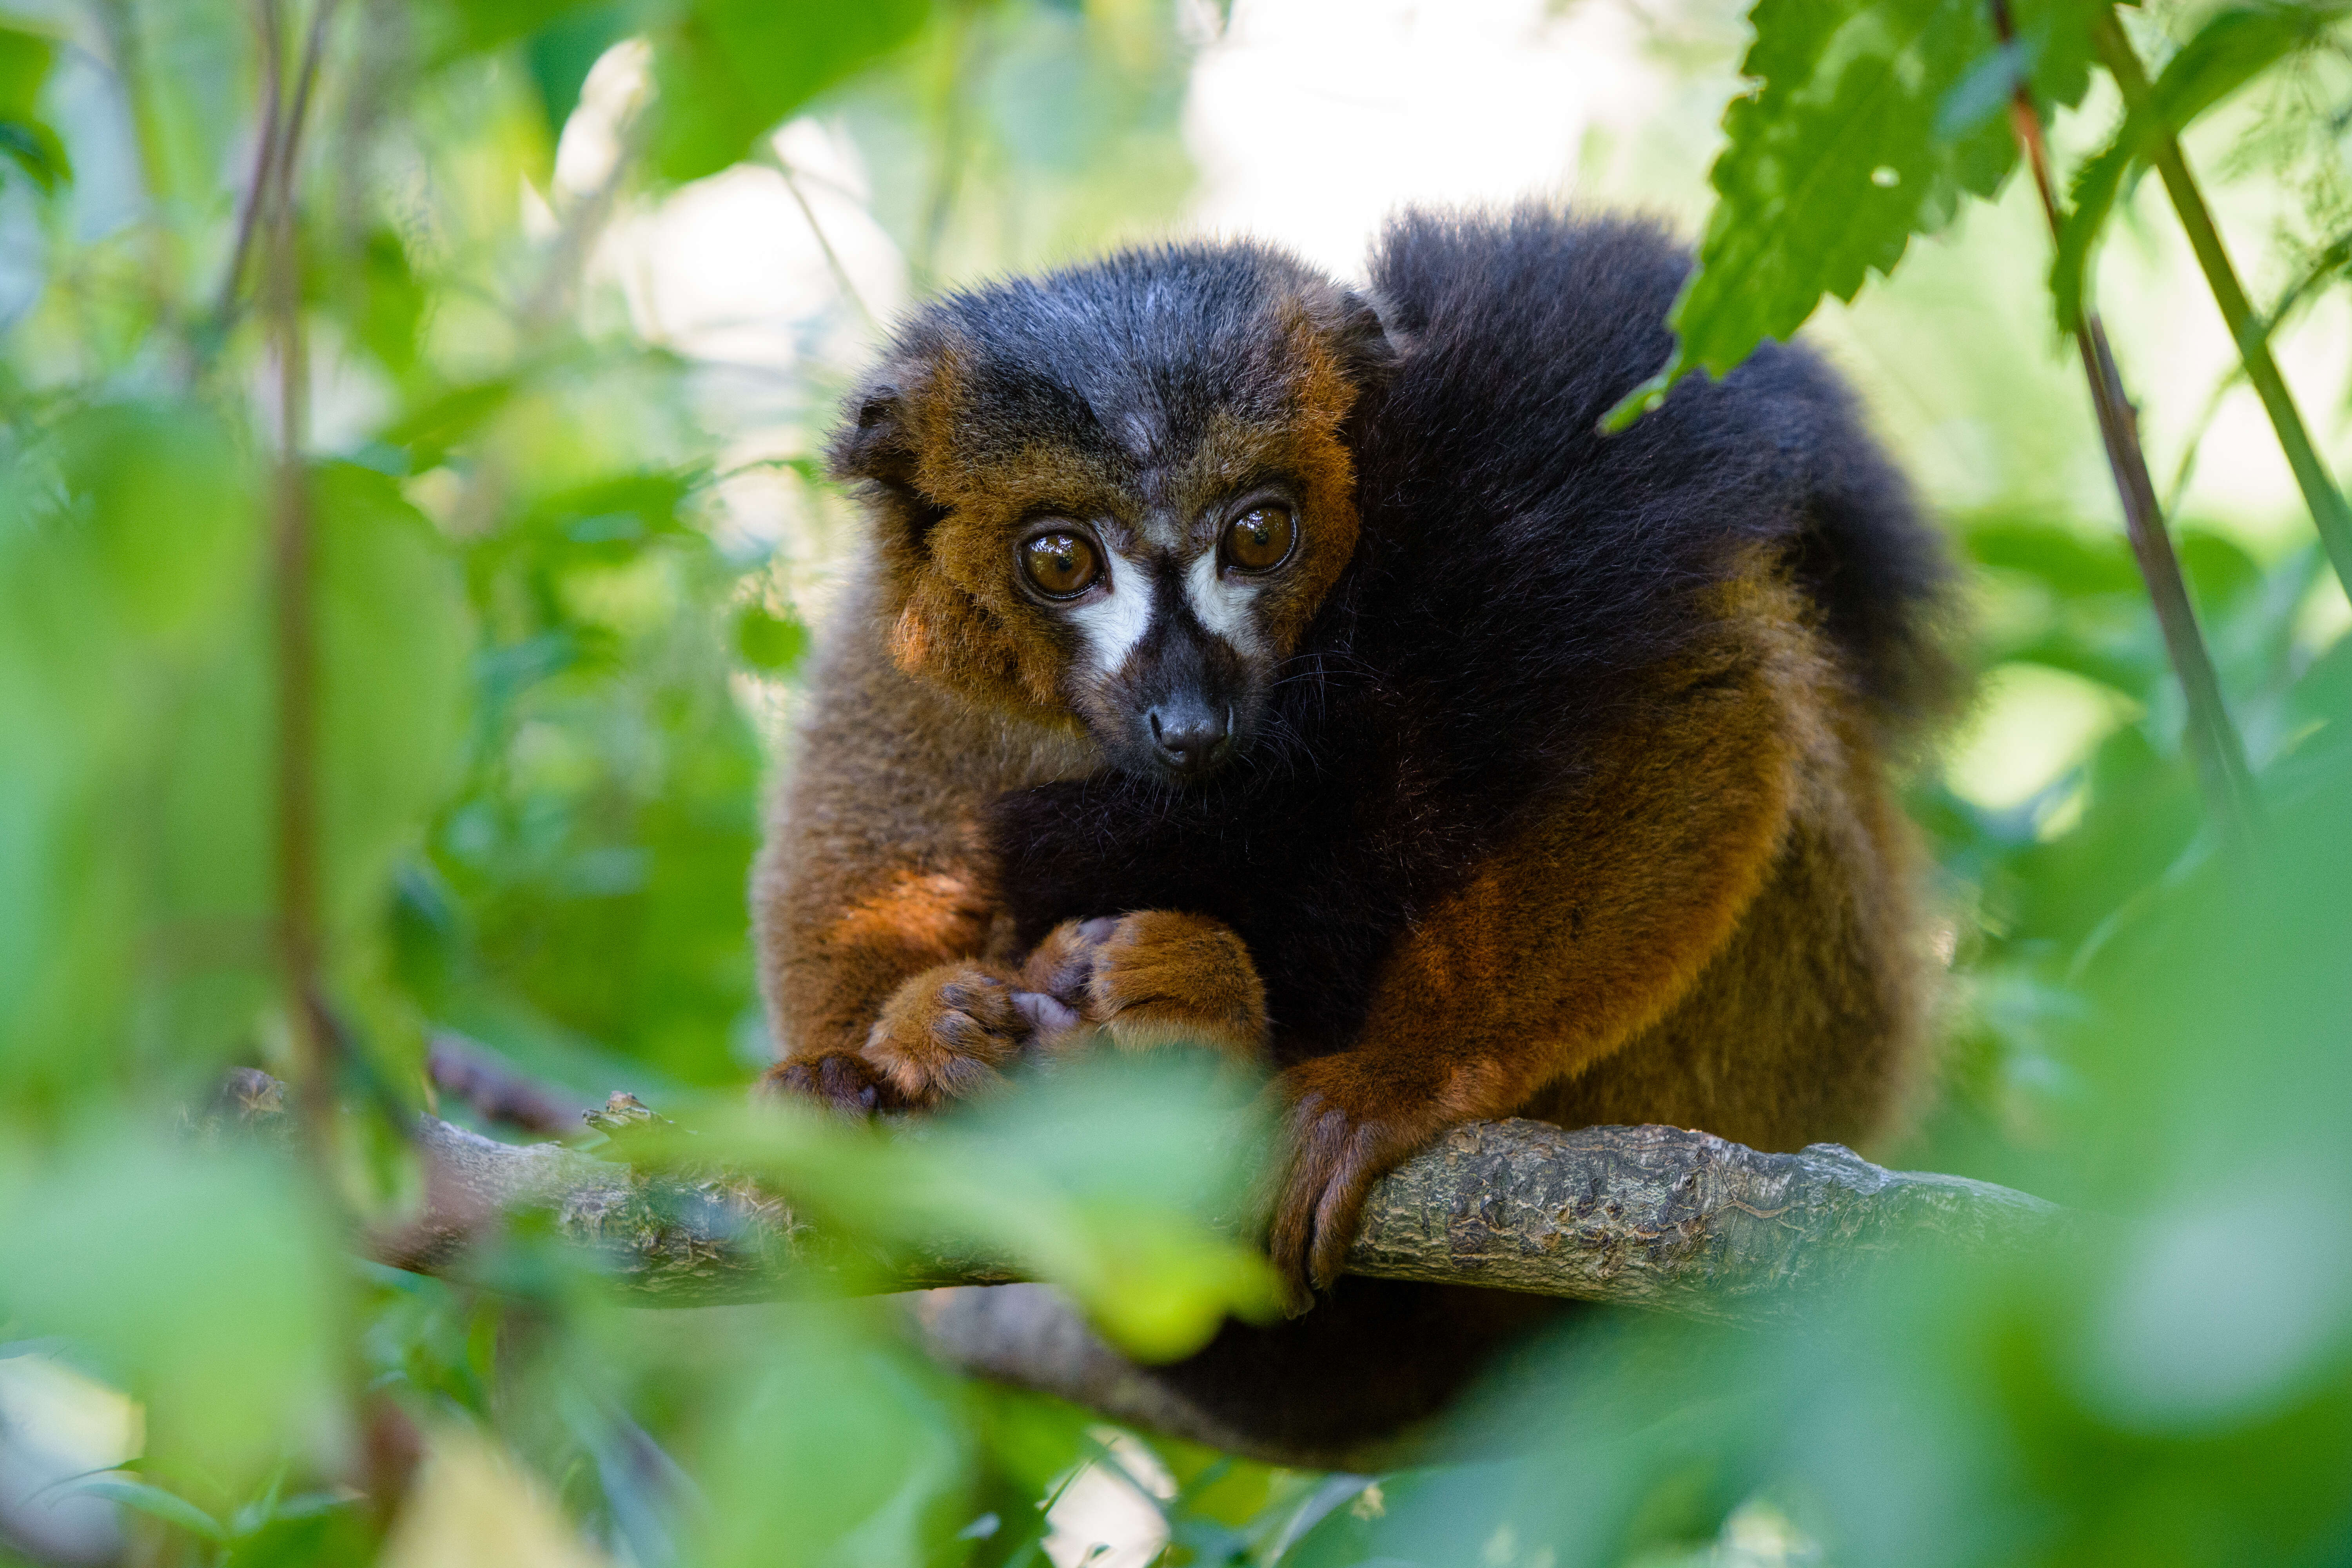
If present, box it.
[1270,612,1813,1292]
[753,603,1094,1107]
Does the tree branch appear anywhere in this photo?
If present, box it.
[354,1100,2060,1317]
[205,1071,2062,1465]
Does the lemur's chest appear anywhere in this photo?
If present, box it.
[985,696,1533,1055]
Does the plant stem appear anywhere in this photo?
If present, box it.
[1992,0,2261,847]
[216,0,336,338]
[262,0,333,1151]
[2092,8,2352,600]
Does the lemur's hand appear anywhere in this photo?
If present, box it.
[857,963,1048,1107]
[763,962,1060,1115]
[1267,1052,1456,1307]
[1023,911,1270,1060]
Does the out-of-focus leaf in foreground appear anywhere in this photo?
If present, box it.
[381,1425,612,1568]
[686,1050,1283,1359]
[0,404,260,1103]
[0,1133,336,1488]
[693,1308,970,1568]
[1603,0,2102,427]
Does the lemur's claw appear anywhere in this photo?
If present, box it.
[1267,1054,1443,1307]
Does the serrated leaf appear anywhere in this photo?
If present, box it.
[65,1478,230,1543]
[2052,2,2352,330]
[649,0,929,183]
[1603,0,2103,428]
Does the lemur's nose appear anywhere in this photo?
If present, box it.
[1147,700,1231,779]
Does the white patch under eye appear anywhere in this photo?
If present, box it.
[1185,550,1261,653]
[1065,545,1155,675]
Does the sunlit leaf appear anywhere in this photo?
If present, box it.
[649,0,929,183]
[685,1053,1282,1360]
[1603,0,2102,427]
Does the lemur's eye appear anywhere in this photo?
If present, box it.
[1223,505,1296,573]
[1020,531,1102,598]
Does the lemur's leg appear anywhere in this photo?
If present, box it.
[1269,611,1826,1295]
[1022,911,1270,1061]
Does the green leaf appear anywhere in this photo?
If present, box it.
[1602,0,2102,428]
[316,464,476,935]
[0,1135,337,1482]
[0,25,68,192]
[682,1053,1282,1360]
[650,0,930,183]
[1964,515,2142,597]
[67,1479,231,1544]
[0,404,261,1098]
[526,2,637,135]
[2051,2,2352,330]
[381,377,519,469]
[733,603,810,672]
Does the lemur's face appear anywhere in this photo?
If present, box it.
[831,246,1394,786]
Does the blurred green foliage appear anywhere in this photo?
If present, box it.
[1,0,2350,1565]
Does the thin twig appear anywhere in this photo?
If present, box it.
[217,0,337,336]
[775,155,877,329]
[1993,0,2263,848]
[2164,227,2352,517]
[2091,9,2352,601]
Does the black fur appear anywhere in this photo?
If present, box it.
[981,206,1955,1065]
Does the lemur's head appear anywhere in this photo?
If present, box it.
[830,242,1397,786]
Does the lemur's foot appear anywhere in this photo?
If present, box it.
[1024,911,1269,1059]
[757,1051,903,1116]
[858,962,1041,1107]
[1266,1052,1451,1306]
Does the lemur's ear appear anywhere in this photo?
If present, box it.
[829,384,917,488]
[1331,287,1406,384]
